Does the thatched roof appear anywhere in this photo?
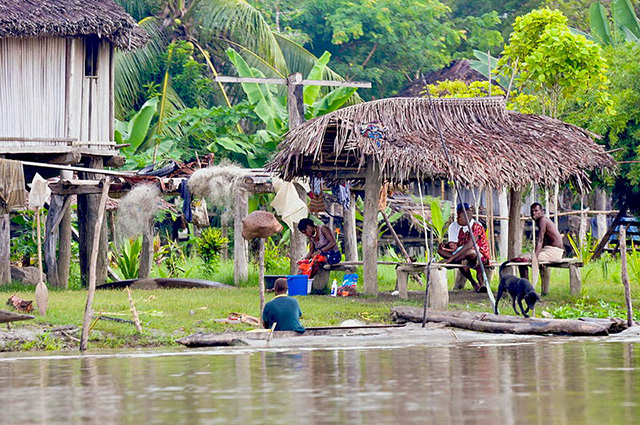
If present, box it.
[268,97,616,190]
[0,0,148,49]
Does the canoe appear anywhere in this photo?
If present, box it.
[0,309,34,324]
[97,278,232,290]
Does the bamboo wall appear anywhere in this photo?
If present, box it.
[0,36,112,150]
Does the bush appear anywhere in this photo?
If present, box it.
[195,227,228,273]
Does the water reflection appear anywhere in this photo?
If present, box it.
[0,340,638,424]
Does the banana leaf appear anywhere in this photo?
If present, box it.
[589,2,613,45]
[303,51,332,106]
[613,0,640,38]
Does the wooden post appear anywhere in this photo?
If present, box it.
[44,194,65,288]
[592,205,628,261]
[486,188,495,260]
[138,223,153,279]
[553,183,559,227]
[595,188,608,241]
[233,188,249,285]
[58,170,73,288]
[0,214,10,284]
[579,195,587,246]
[343,192,358,261]
[507,188,523,262]
[288,183,307,274]
[35,207,48,316]
[80,180,110,351]
[363,164,382,295]
[78,157,108,286]
[498,188,509,260]
[220,222,229,261]
[258,238,266,315]
[620,227,634,327]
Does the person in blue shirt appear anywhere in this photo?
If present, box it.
[262,278,305,333]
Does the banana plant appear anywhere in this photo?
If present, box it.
[226,48,358,133]
[115,97,159,154]
[588,0,640,45]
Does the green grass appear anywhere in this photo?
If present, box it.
[3,256,639,351]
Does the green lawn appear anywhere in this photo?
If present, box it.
[1,257,638,351]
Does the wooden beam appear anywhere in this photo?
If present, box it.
[507,188,523,271]
[58,171,73,289]
[214,75,371,88]
[20,160,135,176]
[49,152,82,165]
[343,191,358,261]
[592,205,628,261]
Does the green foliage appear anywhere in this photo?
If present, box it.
[453,12,505,57]
[264,237,291,275]
[549,297,633,320]
[10,211,39,265]
[195,227,229,273]
[115,97,159,154]
[164,41,214,108]
[160,102,276,167]
[109,238,142,280]
[499,8,612,118]
[354,197,403,238]
[410,196,452,247]
[567,231,598,263]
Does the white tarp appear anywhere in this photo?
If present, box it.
[270,181,308,231]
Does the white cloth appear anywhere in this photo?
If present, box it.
[270,181,308,231]
[28,173,51,210]
[447,219,477,243]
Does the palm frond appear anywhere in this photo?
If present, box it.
[188,0,288,74]
[114,0,160,22]
[115,17,170,118]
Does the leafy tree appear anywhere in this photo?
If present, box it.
[281,0,464,99]
[498,8,611,118]
[445,0,545,36]
[585,0,640,45]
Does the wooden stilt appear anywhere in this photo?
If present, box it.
[138,225,153,279]
[288,183,307,274]
[57,170,72,288]
[0,213,10,284]
[258,238,266,315]
[498,188,508,260]
[507,188,523,273]
[80,180,110,351]
[233,188,249,285]
[343,192,358,261]
[620,227,634,327]
[363,164,382,296]
[486,188,495,260]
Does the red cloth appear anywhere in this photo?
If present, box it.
[457,222,490,265]
[297,254,327,278]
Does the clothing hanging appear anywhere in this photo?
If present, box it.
[0,158,25,214]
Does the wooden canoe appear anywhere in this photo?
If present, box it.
[0,309,35,324]
[97,278,232,290]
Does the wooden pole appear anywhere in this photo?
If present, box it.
[595,188,608,241]
[126,287,143,333]
[35,207,48,316]
[486,188,495,260]
[553,183,559,227]
[0,213,10,284]
[620,227,634,327]
[233,188,249,284]
[363,164,382,295]
[343,192,358,261]
[80,180,110,351]
[498,188,508,260]
[138,220,153,279]
[57,170,73,288]
[381,210,410,261]
[507,188,524,261]
[258,238,266,316]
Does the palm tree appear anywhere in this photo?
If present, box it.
[114,0,352,129]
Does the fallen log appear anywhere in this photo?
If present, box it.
[391,307,610,336]
[0,309,35,323]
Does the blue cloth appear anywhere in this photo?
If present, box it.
[331,183,351,210]
[325,249,341,265]
[179,179,192,222]
[262,295,305,332]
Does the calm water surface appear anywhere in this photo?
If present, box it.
[0,339,638,424]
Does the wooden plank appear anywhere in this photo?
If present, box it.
[0,310,34,323]
[0,137,76,142]
[57,171,72,289]
[592,206,628,261]
[20,160,135,176]
[214,75,371,88]
[362,164,382,295]
[233,189,249,285]
[343,192,358,262]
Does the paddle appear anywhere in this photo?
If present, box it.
[28,174,51,316]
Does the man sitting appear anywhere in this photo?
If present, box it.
[439,204,491,292]
[262,278,305,333]
[520,203,564,280]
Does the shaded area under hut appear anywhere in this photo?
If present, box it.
[268,96,616,296]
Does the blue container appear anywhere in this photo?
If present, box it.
[287,275,309,296]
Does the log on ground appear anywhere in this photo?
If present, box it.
[391,307,611,336]
[0,309,35,323]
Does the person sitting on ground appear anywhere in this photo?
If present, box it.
[439,204,491,292]
[297,218,341,277]
[262,278,305,333]
[519,203,564,280]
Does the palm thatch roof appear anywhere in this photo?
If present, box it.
[0,0,148,49]
[268,97,616,190]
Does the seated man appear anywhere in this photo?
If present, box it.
[439,204,491,292]
[520,203,564,280]
[262,278,305,333]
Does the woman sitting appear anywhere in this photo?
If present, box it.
[296,218,341,277]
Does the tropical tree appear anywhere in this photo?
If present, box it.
[114,0,356,150]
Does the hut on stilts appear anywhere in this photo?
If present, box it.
[0,0,147,286]
[268,96,616,296]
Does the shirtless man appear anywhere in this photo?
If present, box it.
[520,203,564,279]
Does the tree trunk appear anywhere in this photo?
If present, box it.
[363,164,382,296]
[288,183,307,274]
[507,188,523,262]
[138,225,153,279]
[595,188,608,241]
[44,194,64,288]
[498,188,509,260]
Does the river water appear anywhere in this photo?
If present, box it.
[0,335,638,424]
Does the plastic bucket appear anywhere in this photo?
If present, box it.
[287,275,309,296]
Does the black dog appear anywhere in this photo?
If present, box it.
[494,261,540,318]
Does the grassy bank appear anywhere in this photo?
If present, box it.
[1,257,638,351]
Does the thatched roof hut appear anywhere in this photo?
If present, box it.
[269,97,615,191]
[0,0,148,49]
